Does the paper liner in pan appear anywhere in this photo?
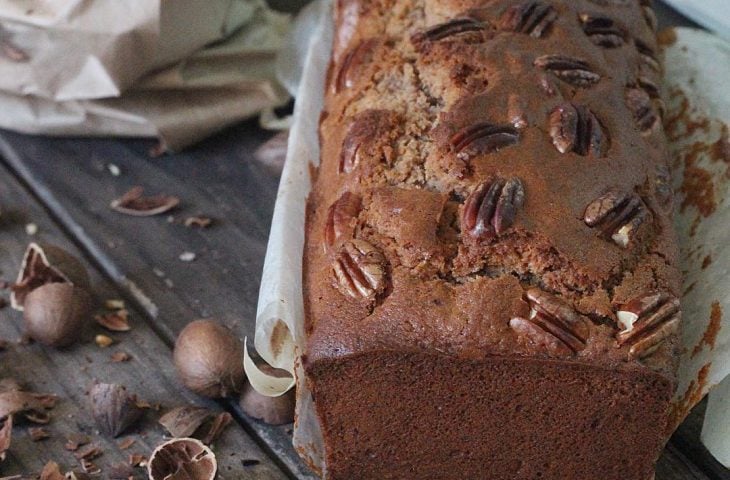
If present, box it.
[246,2,730,471]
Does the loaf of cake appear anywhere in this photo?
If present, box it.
[302,0,680,478]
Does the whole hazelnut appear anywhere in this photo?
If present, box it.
[239,381,295,425]
[173,320,245,398]
[23,282,92,347]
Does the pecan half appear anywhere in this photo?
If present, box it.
[332,240,386,299]
[642,5,658,31]
[635,40,661,73]
[463,177,525,240]
[449,123,520,160]
[638,76,660,99]
[324,192,362,248]
[498,1,557,38]
[534,55,601,87]
[584,189,649,248]
[626,87,659,135]
[616,292,680,359]
[511,288,590,355]
[579,14,625,48]
[548,102,607,157]
[332,38,380,94]
[412,18,489,46]
[339,109,399,173]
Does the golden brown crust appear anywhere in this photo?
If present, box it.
[302,1,681,477]
[305,0,680,377]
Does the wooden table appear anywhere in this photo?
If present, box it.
[0,2,728,479]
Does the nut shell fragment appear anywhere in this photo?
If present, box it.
[90,383,144,438]
[110,186,179,217]
[11,243,90,311]
[95,309,131,332]
[0,415,11,462]
[148,438,217,480]
[159,406,213,438]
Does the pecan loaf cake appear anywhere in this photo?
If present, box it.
[302,0,680,478]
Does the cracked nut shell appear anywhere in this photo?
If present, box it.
[173,320,246,398]
[11,243,90,311]
[23,283,92,347]
[148,437,217,480]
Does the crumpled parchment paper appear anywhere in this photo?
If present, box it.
[246,0,730,472]
[0,0,290,152]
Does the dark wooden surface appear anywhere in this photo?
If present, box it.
[0,160,286,478]
[0,1,726,479]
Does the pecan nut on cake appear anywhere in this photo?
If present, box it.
[302,0,679,478]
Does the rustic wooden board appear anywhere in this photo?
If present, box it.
[0,161,287,479]
[0,124,724,480]
[0,127,316,480]
[673,400,730,480]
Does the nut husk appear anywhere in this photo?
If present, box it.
[158,406,232,445]
[148,438,217,480]
[239,381,295,425]
[0,415,11,461]
[23,283,92,347]
[90,383,144,438]
[11,243,90,311]
[173,320,245,398]
[0,379,58,423]
[110,186,180,217]
[158,406,213,438]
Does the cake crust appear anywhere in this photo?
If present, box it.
[303,0,681,478]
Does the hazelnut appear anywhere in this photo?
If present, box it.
[23,283,92,347]
[173,320,245,398]
[239,381,295,425]
[11,243,90,311]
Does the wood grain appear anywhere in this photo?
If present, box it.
[0,122,724,479]
[0,126,316,479]
[0,160,287,479]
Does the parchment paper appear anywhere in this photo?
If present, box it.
[0,0,290,152]
[246,1,730,472]
[244,0,330,472]
[662,28,730,465]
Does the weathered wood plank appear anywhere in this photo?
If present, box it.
[0,161,287,479]
[0,126,316,479]
[672,400,730,480]
[0,124,722,480]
